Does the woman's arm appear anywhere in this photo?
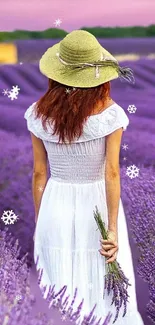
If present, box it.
[30,132,48,222]
[99,128,123,263]
[105,127,123,232]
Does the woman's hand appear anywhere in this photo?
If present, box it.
[99,230,118,264]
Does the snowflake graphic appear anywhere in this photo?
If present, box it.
[1,210,19,225]
[65,88,71,94]
[61,315,67,321]
[7,91,18,101]
[11,85,20,94]
[15,294,22,301]
[127,105,137,114]
[54,18,62,27]
[126,165,140,179]
[122,144,128,150]
[123,157,127,161]
[2,89,9,96]
[5,85,20,101]
[38,185,44,192]
[72,87,76,91]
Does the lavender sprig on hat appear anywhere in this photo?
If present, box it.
[93,206,131,324]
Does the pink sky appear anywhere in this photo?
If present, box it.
[0,0,155,32]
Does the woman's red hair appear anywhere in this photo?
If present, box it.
[35,79,111,144]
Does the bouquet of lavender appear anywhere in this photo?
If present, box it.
[0,228,112,325]
[93,206,131,324]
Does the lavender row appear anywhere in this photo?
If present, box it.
[121,166,155,323]
[0,60,155,94]
[14,38,155,61]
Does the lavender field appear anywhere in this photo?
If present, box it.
[14,38,155,62]
[0,39,155,324]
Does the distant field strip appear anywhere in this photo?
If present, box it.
[0,60,154,96]
[1,38,155,63]
[115,54,155,61]
[0,43,18,64]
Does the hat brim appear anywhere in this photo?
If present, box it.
[39,42,119,88]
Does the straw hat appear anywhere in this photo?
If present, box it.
[39,30,135,88]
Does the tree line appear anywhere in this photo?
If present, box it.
[0,25,155,41]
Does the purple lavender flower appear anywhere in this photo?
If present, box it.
[121,169,155,322]
[94,206,131,323]
[0,227,113,325]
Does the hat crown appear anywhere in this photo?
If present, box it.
[59,30,102,64]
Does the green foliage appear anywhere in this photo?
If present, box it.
[146,24,155,36]
[41,28,67,38]
[0,28,67,42]
[0,25,155,41]
[81,25,155,38]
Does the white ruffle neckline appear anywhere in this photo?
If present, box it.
[24,102,129,143]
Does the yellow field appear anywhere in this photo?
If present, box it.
[0,43,18,64]
[0,42,154,64]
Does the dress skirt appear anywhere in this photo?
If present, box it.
[34,177,144,325]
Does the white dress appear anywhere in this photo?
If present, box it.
[24,102,144,325]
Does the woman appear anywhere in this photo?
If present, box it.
[24,30,144,324]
